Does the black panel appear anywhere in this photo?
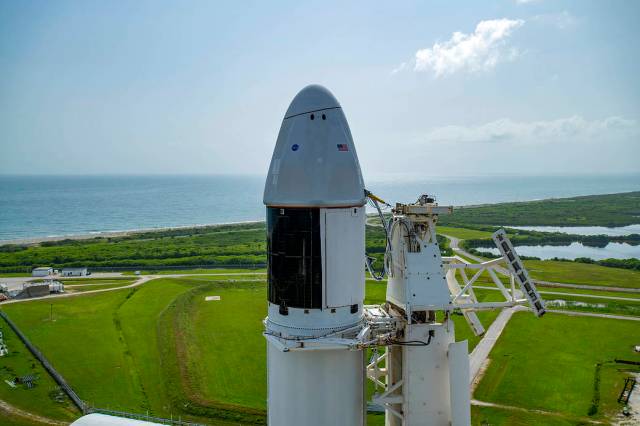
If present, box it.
[267,207,322,309]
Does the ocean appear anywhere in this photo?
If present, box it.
[1,174,639,242]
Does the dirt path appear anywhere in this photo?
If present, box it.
[545,310,640,321]
[471,399,603,424]
[0,398,68,425]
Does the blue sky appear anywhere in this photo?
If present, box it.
[1,0,638,178]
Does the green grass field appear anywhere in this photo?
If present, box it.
[471,405,585,425]
[180,282,267,409]
[438,226,495,240]
[0,321,78,423]
[525,259,640,288]
[0,276,507,425]
[2,261,638,425]
[474,312,640,420]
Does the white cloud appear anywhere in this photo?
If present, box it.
[391,62,407,75]
[533,11,577,30]
[421,116,639,145]
[516,0,541,4]
[411,19,524,77]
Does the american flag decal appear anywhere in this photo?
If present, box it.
[337,144,349,151]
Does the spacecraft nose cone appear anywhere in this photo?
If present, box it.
[264,85,365,208]
[284,85,341,119]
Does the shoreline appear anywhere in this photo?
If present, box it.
[0,220,265,246]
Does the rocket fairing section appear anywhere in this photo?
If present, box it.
[263,85,366,426]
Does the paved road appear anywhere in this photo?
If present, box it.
[0,272,125,291]
[443,234,485,264]
[0,272,268,305]
[1,276,154,305]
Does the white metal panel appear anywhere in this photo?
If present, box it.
[267,341,364,426]
[402,323,454,426]
[323,207,365,308]
[265,303,361,335]
[448,340,471,426]
[405,244,450,309]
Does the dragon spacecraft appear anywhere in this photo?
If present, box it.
[263,85,367,425]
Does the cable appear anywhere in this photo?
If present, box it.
[388,334,433,347]
[364,189,391,281]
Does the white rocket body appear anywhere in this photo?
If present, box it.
[263,85,366,426]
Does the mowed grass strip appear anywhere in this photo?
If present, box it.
[115,278,197,415]
[180,281,267,410]
[474,312,640,419]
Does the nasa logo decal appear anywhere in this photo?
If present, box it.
[291,144,299,151]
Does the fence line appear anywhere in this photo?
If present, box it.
[89,408,208,425]
[0,310,88,414]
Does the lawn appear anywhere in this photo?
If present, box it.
[179,282,267,410]
[438,226,495,240]
[471,405,585,425]
[474,312,640,420]
[0,319,79,423]
[525,259,640,288]
[543,294,640,317]
[1,279,247,425]
[3,275,637,425]
[1,288,146,412]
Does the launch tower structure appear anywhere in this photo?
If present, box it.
[263,85,545,426]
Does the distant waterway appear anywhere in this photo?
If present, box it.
[478,242,640,260]
[507,224,640,236]
[1,174,639,242]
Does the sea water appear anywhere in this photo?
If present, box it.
[1,174,638,242]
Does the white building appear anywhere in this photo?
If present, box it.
[61,267,88,277]
[32,267,53,277]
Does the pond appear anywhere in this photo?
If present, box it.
[506,224,640,236]
[477,241,640,260]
